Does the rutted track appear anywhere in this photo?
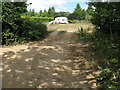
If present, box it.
[2,28,99,88]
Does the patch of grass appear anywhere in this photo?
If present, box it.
[47,29,57,34]
[58,31,67,35]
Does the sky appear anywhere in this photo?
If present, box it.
[27,0,89,13]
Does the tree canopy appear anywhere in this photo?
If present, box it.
[73,3,86,20]
[90,2,120,34]
[2,2,27,45]
[47,7,55,17]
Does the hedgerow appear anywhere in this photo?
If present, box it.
[78,27,120,89]
[2,2,48,45]
[19,18,47,42]
[21,16,54,22]
[89,2,120,89]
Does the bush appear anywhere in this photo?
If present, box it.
[88,2,120,88]
[2,2,27,45]
[68,20,80,23]
[19,18,48,42]
[2,18,48,45]
[2,2,48,45]
[90,2,120,34]
[91,31,120,89]
[21,16,54,22]
[77,29,120,89]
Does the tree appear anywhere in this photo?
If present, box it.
[31,9,35,16]
[68,13,78,20]
[86,4,94,20]
[47,7,55,17]
[2,2,27,45]
[86,4,94,16]
[81,9,86,20]
[35,12,39,17]
[54,12,70,18]
[89,2,120,89]
[42,9,47,17]
[73,3,86,20]
[73,3,82,20]
[0,1,2,22]
[39,10,42,16]
[90,2,120,34]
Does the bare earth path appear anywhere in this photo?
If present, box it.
[1,24,99,88]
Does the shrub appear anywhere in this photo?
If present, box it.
[2,2,48,45]
[21,16,54,22]
[2,2,27,45]
[68,20,80,23]
[91,31,120,89]
[78,29,120,89]
[19,18,48,42]
[90,2,120,34]
[88,2,120,88]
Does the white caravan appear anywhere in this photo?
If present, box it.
[55,17,68,24]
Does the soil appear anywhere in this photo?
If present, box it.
[1,28,100,88]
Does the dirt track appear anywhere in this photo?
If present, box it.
[1,27,99,88]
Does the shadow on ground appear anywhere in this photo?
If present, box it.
[2,30,99,88]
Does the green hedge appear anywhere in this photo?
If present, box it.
[19,18,48,42]
[90,2,120,34]
[21,16,54,22]
[68,20,81,23]
[2,2,27,45]
[2,18,48,45]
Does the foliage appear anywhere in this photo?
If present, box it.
[87,2,120,88]
[48,7,55,17]
[2,2,48,45]
[21,16,54,22]
[68,13,78,20]
[80,9,86,20]
[0,1,2,22]
[73,3,86,20]
[86,4,94,16]
[24,7,70,18]
[22,9,35,17]
[34,12,40,17]
[68,20,80,23]
[91,31,120,89]
[90,2,120,34]
[42,9,48,17]
[39,10,42,16]
[73,3,82,20]
[78,28,120,89]
[24,7,55,17]
[85,4,94,20]
[2,2,27,45]
[22,3,87,21]
[54,12,70,18]
[19,18,48,42]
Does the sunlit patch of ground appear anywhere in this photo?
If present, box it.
[47,22,94,32]
[1,22,99,88]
